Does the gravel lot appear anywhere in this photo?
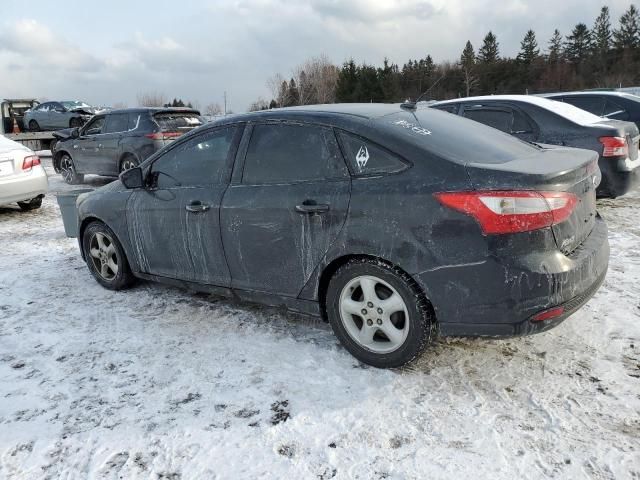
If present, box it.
[0,158,639,479]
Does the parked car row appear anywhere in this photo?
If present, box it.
[430,94,640,198]
[4,89,637,368]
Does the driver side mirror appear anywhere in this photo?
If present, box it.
[120,166,144,189]
[71,128,80,139]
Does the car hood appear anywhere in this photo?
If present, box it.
[52,128,75,140]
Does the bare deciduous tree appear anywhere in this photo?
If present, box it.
[248,97,270,112]
[204,103,223,116]
[112,101,128,109]
[136,92,166,107]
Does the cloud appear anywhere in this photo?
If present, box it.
[0,1,635,111]
[0,19,102,72]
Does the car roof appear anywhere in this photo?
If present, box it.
[431,94,606,127]
[223,103,403,122]
[542,91,640,101]
[103,107,201,115]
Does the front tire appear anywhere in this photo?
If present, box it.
[82,221,135,290]
[59,153,84,184]
[69,117,83,128]
[325,258,436,368]
[28,120,40,132]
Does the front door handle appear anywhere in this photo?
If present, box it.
[185,201,210,213]
[295,202,330,214]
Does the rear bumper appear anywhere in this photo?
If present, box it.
[0,168,48,205]
[412,216,610,337]
[599,156,640,197]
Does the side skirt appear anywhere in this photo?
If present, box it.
[134,272,322,318]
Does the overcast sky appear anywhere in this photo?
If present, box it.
[0,0,633,111]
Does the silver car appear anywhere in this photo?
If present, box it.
[24,101,94,132]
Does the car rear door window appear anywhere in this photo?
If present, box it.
[242,123,348,184]
[434,104,460,114]
[562,96,605,116]
[463,107,512,133]
[103,113,129,134]
[603,99,629,120]
[151,126,237,188]
[337,131,408,175]
[127,113,141,130]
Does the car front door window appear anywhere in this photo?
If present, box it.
[82,117,105,136]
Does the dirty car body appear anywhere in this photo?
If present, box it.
[76,104,609,366]
[431,95,640,198]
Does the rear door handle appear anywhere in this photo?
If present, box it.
[295,203,330,214]
[185,201,210,213]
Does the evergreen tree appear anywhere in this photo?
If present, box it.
[336,59,358,102]
[478,31,500,63]
[378,58,402,102]
[593,6,612,54]
[613,4,640,49]
[517,30,540,64]
[287,78,299,106]
[548,29,564,63]
[460,41,478,96]
[565,23,593,64]
[269,99,277,109]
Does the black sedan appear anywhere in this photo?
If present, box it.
[431,95,640,198]
[75,104,609,368]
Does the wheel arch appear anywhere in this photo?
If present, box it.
[317,253,435,322]
[52,149,70,172]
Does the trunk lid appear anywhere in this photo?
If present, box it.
[465,145,600,254]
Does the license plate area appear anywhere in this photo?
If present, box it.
[0,159,14,176]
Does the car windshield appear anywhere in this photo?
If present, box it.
[61,101,91,110]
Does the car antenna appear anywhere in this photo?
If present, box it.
[400,74,445,111]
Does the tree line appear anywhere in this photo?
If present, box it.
[253,5,640,109]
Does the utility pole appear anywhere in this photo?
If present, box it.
[224,91,227,115]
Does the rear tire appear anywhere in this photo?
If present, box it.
[17,197,43,211]
[82,221,135,290]
[59,153,84,185]
[28,120,40,132]
[119,155,138,172]
[325,258,436,368]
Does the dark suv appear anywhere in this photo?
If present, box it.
[53,107,203,184]
[75,104,609,368]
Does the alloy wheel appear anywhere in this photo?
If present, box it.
[89,232,119,281]
[339,275,409,354]
[60,155,74,183]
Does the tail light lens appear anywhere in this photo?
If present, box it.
[22,155,41,171]
[531,306,565,322]
[145,131,182,140]
[599,136,628,157]
[434,191,578,234]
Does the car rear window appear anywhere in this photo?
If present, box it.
[385,109,538,165]
[153,112,203,132]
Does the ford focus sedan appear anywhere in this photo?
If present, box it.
[75,104,609,368]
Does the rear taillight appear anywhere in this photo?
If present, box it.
[531,306,565,322]
[145,131,182,140]
[22,155,41,171]
[599,136,628,157]
[434,191,578,235]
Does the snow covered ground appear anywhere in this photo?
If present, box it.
[0,159,639,479]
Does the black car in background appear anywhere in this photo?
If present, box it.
[543,91,640,129]
[52,107,203,184]
[431,95,640,198]
[75,104,608,368]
